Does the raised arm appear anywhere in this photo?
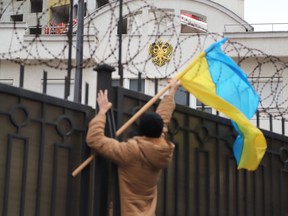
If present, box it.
[156,80,180,135]
[86,90,136,165]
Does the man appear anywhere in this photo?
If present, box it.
[86,80,180,216]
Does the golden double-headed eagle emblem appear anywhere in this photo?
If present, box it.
[149,40,173,67]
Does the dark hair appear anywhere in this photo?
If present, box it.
[138,112,163,138]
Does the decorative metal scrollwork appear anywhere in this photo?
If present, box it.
[56,115,74,137]
[149,40,173,67]
[279,147,288,164]
[9,104,30,128]
[195,124,210,146]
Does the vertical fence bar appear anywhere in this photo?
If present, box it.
[186,90,190,106]
[162,170,168,216]
[35,100,47,216]
[269,114,273,132]
[184,115,190,216]
[282,117,285,135]
[85,82,89,105]
[108,110,121,216]
[154,78,158,94]
[50,145,58,216]
[19,139,28,216]
[64,76,69,99]
[74,0,84,103]
[43,70,47,94]
[256,110,260,128]
[201,102,205,112]
[118,0,124,86]
[66,0,74,98]
[2,135,12,216]
[137,72,142,92]
[215,122,220,216]
[174,143,179,216]
[19,64,24,87]
[195,149,200,216]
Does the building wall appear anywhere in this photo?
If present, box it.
[212,0,245,18]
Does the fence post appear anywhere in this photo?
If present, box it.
[282,117,285,135]
[93,64,120,216]
[64,76,69,99]
[42,70,47,94]
[85,82,89,105]
[137,72,142,92]
[73,0,85,103]
[269,114,273,132]
[19,64,24,87]
[154,78,158,94]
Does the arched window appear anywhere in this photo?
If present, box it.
[118,11,143,35]
[180,10,207,33]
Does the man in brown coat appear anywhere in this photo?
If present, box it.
[86,80,180,216]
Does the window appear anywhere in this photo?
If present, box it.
[118,11,142,35]
[180,11,207,33]
[196,100,212,114]
[45,79,74,101]
[117,18,127,34]
[112,79,145,93]
[0,79,14,85]
[50,4,70,24]
[175,86,189,106]
[73,5,78,18]
[31,0,43,13]
[10,14,23,22]
[71,3,87,20]
[148,9,174,35]
[97,0,109,8]
[130,79,145,93]
[112,79,121,87]
[29,27,42,35]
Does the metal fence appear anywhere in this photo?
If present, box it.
[0,83,94,216]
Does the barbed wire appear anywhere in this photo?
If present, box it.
[0,0,288,119]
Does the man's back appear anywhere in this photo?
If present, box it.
[117,136,174,216]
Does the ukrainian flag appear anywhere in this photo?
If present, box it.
[176,38,266,170]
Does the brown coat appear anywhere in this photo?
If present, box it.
[86,95,175,216]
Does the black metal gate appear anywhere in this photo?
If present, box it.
[0,83,94,216]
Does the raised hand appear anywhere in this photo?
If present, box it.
[97,89,112,114]
[168,79,181,96]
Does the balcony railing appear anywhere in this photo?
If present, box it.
[224,23,288,32]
